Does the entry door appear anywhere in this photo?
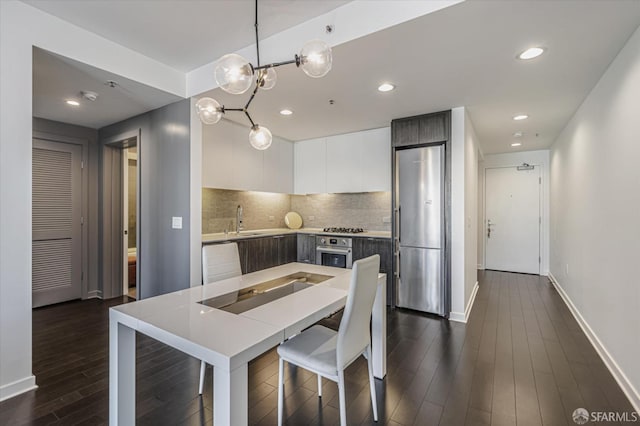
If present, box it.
[485,166,540,274]
[32,139,83,307]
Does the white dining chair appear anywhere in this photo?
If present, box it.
[198,242,242,395]
[276,254,380,426]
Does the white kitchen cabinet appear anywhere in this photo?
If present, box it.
[294,138,326,194]
[360,127,391,192]
[326,132,363,193]
[232,133,263,190]
[293,128,390,194]
[202,122,234,189]
[202,120,294,193]
[263,137,293,194]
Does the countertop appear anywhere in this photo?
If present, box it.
[202,228,391,243]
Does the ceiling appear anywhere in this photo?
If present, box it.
[23,0,349,72]
[200,0,640,154]
[33,48,182,129]
[28,1,640,153]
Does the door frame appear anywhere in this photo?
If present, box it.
[101,129,141,299]
[32,131,89,299]
[482,164,542,274]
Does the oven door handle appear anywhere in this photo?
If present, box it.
[316,247,351,254]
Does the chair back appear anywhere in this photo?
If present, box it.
[336,254,380,369]
[202,243,242,284]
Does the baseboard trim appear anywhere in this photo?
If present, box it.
[87,290,102,299]
[548,272,640,413]
[0,375,37,402]
[450,281,480,324]
[477,264,485,270]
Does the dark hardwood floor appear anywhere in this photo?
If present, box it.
[0,271,636,425]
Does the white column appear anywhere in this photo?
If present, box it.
[214,363,248,425]
[372,274,387,379]
[109,315,136,426]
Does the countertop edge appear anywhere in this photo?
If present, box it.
[202,228,391,243]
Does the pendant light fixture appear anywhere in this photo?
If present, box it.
[196,0,332,150]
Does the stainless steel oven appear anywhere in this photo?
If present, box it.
[316,236,353,268]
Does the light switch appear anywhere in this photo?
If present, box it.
[172,216,183,229]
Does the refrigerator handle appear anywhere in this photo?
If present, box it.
[397,205,401,243]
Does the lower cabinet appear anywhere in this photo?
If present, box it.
[233,234,297,274]
[296,234,316,264]
[353,237,393,305]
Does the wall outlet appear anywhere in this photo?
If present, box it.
[172,216,183,229]
[382,216,391,223]
[268,215,274,222]
[309,215,315,221]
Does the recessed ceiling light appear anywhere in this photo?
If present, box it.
[513,131,524,137]
[511,142,522,147]
[279,109,293,116]
[518,47,545,60]
[66,100,80,106]
[377,83,395,92]
[513,114,529,121]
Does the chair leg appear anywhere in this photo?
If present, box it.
[366,345,378,421]
[198,360,206,395]
[338,370,347,426]
[278,358,285,426]
[317,374,322,398]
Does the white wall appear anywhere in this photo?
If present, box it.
[0,1,186,401]
[479,150,550,274]
[450,107,479,322]
[549,25,640,411]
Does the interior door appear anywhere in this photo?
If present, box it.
[485,166,540,274]
[32,138,82,307]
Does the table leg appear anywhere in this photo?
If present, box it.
[372,275,387,379]
[214,363,248,425]
[109,316,136,426]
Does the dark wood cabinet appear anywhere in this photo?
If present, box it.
[278,234,298,265]
[296,233,316,264]
[223,234,298,274]
[392,110,450,147]
[352,237,393,304]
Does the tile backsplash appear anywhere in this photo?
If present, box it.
[291,192,391,231]
[202,189,392,234]
[202,189,291,233]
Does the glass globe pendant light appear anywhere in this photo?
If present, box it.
[257,68,277,90]
[195,97,222,124]
[214,54,254,95]
[249,125,272,150]
[298,40,332,78]
[196,0,333,151]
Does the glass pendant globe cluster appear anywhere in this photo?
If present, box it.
[195,0,332,151]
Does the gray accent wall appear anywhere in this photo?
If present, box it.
[99,99,191,299]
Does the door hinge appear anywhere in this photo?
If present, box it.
[81,216,84,225]
[539,177,541,184]
[81,160,84,169]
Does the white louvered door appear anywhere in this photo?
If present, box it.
[32,139,82,307]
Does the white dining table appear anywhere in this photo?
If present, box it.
[109,262,387,425]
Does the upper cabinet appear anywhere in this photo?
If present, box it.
[203,122,390,195]
[295,127,390,194]
[202,121,293,194]
[294,137,326,194]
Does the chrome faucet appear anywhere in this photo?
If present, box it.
[236,205,243,234]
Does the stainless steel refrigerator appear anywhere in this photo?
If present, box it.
[395,145,446,315]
